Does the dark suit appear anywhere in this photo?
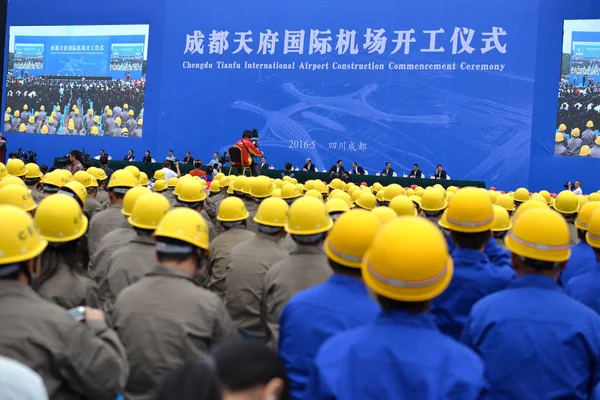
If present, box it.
[381,167,394,176]
[260,162,270,173]
[123,155,135,162]
[183,156,194,165]
[434,170,447,179]
[329,165,346,178]
[409,169,423,178]
[352,166,365,175]
[303,163,316,172]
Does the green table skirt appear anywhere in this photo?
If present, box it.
[53,158,485,188]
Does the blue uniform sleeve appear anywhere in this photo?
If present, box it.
[484,239,512,270]
[302,359,336,400]
[278,304,308,400]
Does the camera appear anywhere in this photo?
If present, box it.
[219,152,229,166]
[249,128,259,147]
[15,148,37,163]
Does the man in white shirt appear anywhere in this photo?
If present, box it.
[160,160,180,180]
[570,180,583,195]
[94,149,112,160]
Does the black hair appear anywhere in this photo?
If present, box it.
[169,149,174,153]
[108,188,126,199]
[437,164,443,168]
[336,159,342,164]
[39,165,48,174]
[205,166,214,175]
[493,231,508,240]
[0,261,29,281]
[152,359,221,400]
[450,230,490,250]
[262,156,266,160]
[186,151,190,155]
[212,340,290,400]
[386,162,391,166]
[163,160,171,168]
[328,259,363,279]
[377,295,429,313]
[352,161,358,165]
[100,149,105,152]
[129,149,134,153]
[99,155,109,165]
[516,255,560,271]
[413,163,418,168]
[242,130,253,138]
[195,160,202,167]
[34,238,89,293]
[145,150,151,155]
[69,149,81,161]
[284,162,293,171]
[578,228,587,242]
[155,237,198,264]
[423,210,444,218]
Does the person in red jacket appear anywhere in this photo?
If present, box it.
[235,130,264,176]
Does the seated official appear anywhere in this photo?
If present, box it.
[434,164,448,179]
[142,150,152,163]
[303,158,316,172]
[94,149,112,161]
[282,162,295,178]
[183,152,194,165]
[329,160,346,179]
[260,156,270,172]
[351,162,365,175]
[381,162,394,176]
[123,149,135,162]
[409,164,423,178]
[165,150,177,163]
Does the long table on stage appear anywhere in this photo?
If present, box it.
[53,158,486,188]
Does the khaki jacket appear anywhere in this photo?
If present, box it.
[226,233,288,339]
[36,253,98,310]
[0,281,129,400]
[88,224,136,283]
[243,198,259,233]
[208,227,255,298]
[569,222,580,246]
[84,197,101,220]
[112,265,235,400]
[95,188,109,205]
[27,186,44,204]
[202,210,219,241]
[204,195,217,222]
[494,236,507,250]
[100,235,156,312]
[262,244,332,348]
[162,190,176,203]
[88,204,126,257]
[278,234,296,253]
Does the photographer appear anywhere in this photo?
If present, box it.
[568,181,583,195]
[235,130,263,177]
[66,150,84,174]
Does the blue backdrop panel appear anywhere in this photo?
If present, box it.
[13,34,145,79]
[156,0,538,189]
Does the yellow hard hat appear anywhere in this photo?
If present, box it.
[48,116,55,124]
[128,193,171,230]
[371,206,398,224]
[153,179,167,192]
[538,190,551,204]
[491,205,512,232]
[88,176,98,188]
[219,176,230,187]
[362,217,453,301]
[217,197,249,222]
[115,117,122,125]
[420,188,447,212]
[86,167,101,180]
[572,128,581,138]
[174,175,192,196]
[254,197,289,227]
[121,127,128,134]
[59,181,88,206]
[107,109,113,116]
[446,186,458,193]
[90,126,99,135]
[305,189,324,201]
[123,103,129,109]
[93,116,100,123]
[56,106,61,111]
[559,123,567,132]
[5,107,10,113]
[209,180,221,193]
[153,170,166,180]
[178,180,207,203]
[24,163,42,179]
[282,176,292,183]
[409,195,422,207]
[28,116,34,124]
[530,194,548,204]
[214,172,225,181]
[324,210,382,268]
[250,176,273,198]
[139,172,149,186]
[512,200,548,222]
[107,169,137,190]
[281,183,301,200]
[121,186,151,217]
[0,185,36,212]
[587,121,594,128]
[355,192,377,210]
[575,201,600,231]
[67,120,74,129]
[0,175,26,191]
[406,188,416,196]
[271,188,282,198]
[232,176,247,193]
[326,198,350,215]
[383,184,405,202]
[303,180,314,191]
[552,190,579,214]
[313,180,329,195]
[514,188,530,203]
[578,195,589,209]
[328,189,353,207]
[0,162,8,181]
[34,194,88,243]
[487,190,499,204]
[18,123,26,132]
[124,165,141,183]
[351,189,363,202]
[154,208,210,252]
[596,137,600,146]
[371,182,383,193]
[506,208,570,262]
[580,145,591,157]
[295,183,305,194]
[7,159,27,177]
[376,190,385,202]
[290,178,298,185]
[343,182,355,192]
[87,109,93,116]
[585,209,600,248]
[23,104,28,110]
[167,177,179,188]
[39,125,48,134]
[242,177,254,195]
[285,196,333,235]
[438,188,494,233]
[0,206,47,264]
[73,171,92,188]
[328,178,344,191]
[495,194,515,212]
[4,114,9,122]
[389,195,418,217]
[58,170,73,183]
[327,189,345,199]
[127,109,134,116]
[589,193,600,202]
[40,171,66,190]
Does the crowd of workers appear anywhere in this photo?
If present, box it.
[1,156,600,399]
